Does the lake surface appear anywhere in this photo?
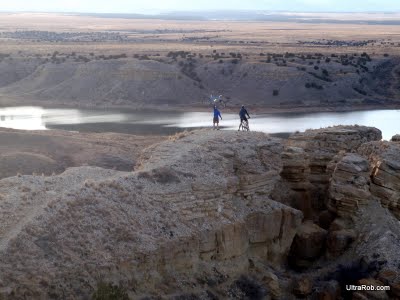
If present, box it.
[0,106,399,140]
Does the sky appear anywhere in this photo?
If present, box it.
[0,0,399,13]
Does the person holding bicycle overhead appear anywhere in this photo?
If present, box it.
[238,105,250,131]
[213,105,222,130]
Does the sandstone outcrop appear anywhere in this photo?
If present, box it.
[0,125,398,299]
[280,126,381,217]
[353,200,400,275]
[279,146,313,218]
[280,147,310,191]
[328,153,373,217]
[0,130,301,299]
[358,141,400,218]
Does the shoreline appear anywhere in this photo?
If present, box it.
[1,96,400,115]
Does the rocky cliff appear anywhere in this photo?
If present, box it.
[281,125,381,218]
[0,126,400,299]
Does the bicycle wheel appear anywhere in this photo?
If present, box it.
[243,121,249,131]
[240,121,248,131]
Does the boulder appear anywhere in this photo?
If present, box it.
[262,272,282,300]
[289,221,327,268]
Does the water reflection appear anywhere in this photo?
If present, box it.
[0,107,47,130]
[0,106,399,140]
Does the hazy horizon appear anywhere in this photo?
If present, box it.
[0,0,399,14]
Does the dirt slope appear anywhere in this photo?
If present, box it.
[0,54,398,109]
[0,127,164,178]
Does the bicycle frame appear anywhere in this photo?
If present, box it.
[239,119,250,131]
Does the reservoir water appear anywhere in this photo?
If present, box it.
[0,106,399,140]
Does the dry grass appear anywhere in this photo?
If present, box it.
[0,13,399,57]
[168,130,191,142]
[0,13,398,112]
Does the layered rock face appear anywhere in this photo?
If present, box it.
[358,141,400,218]
[281,126,382,217]
[0,130,302,299]
[328,153,373,217]
[279,146,313,218]
[0,126,399,299]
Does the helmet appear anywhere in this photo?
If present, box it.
[241,105,245,108]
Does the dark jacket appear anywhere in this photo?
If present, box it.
[239,107,249,119]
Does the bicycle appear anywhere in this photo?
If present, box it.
[239,118,250,131]
[207,95,228,109]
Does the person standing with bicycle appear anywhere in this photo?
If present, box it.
[213,105,222,130]
[238,105,250,131]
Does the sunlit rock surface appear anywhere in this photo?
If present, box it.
[0,126,399,299]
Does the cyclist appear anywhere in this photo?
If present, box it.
[238,105,250,131]
[213,105,222,130]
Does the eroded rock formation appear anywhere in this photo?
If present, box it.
[0,126,399,299]
[0,130,300,299]
[281,125,381,218]
[358,141,400,218]
[328,153,373,217]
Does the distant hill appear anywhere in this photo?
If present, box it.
[0,53,399,110]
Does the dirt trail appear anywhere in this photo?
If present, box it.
[0,192,49,252]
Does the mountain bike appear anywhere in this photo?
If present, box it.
[239,119,250,131]
[206,94,228,108]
